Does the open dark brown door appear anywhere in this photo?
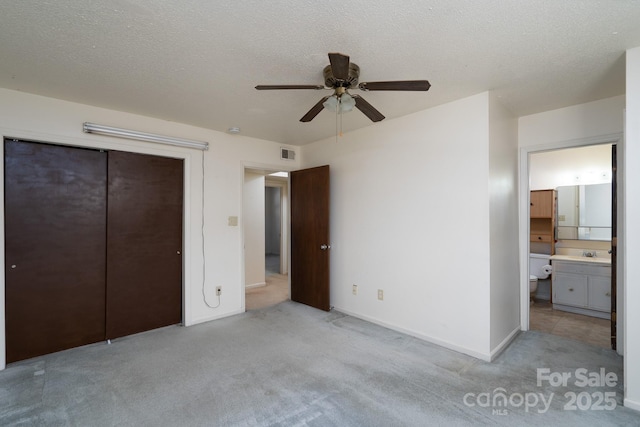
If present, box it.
[290,165,330,311]
[611,144,617,350]
[4,140,107,362]
[106,151,183,339]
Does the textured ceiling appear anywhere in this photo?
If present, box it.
[1,1,639,145]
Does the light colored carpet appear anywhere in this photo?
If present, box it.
[245,273,288,311]
[0,301,637,426]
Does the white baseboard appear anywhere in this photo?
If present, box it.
[332,306,492,361]
[489,327,520,361]
[624,397,640,412]
[187,308,245,326]
[245,282,266,289]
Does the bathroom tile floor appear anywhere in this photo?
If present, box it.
[530,301,612,349]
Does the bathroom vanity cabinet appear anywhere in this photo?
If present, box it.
[530,189,556,255]
[552,259,611,319]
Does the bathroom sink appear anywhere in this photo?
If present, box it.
[549,254,611,265]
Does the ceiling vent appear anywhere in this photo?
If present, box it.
[281,147,296,160]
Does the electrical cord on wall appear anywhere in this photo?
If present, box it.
[201,150,220,309]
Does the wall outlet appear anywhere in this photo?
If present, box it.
[352,284,358,295]
[216,286,222,296]
[377,289,384,301]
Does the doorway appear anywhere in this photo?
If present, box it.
[525,141,620,351]
[243,169,290,310]
[243,165,331,312]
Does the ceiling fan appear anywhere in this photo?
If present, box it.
[255,52,431,123]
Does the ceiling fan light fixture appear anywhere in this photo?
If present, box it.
[323,95,339,112]
[323,93,355,114]
[340,93,356,112]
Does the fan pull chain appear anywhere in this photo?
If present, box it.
[335,104,339,143]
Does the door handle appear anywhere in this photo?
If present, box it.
[320,244,331,250]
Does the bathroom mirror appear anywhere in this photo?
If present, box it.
[556,183,611,241]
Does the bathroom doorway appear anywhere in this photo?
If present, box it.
[526,141,619,351]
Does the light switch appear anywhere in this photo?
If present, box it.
[228,216,238,226]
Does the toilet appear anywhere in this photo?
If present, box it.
[529,253,552,304]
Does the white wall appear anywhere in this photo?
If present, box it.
[265,186,281,255]
[302,93,495,359]
[488,94,520,353]
[530,144,612,190]
[624,46,640,412]
[0,88,300,369]
[243,172,266,288]
[519,96,625,147]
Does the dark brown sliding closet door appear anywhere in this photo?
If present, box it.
[4,140,107,363]
[106,151,183,339]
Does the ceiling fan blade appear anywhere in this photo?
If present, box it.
[255,85,325,90]
[300,96,331,122]
[352,95,385,122]
[328,52,350,80]
[358,80,431,91]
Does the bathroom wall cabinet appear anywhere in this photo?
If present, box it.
[530,190,554,218]
[552,260,611,319]
[530,189,556,255]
